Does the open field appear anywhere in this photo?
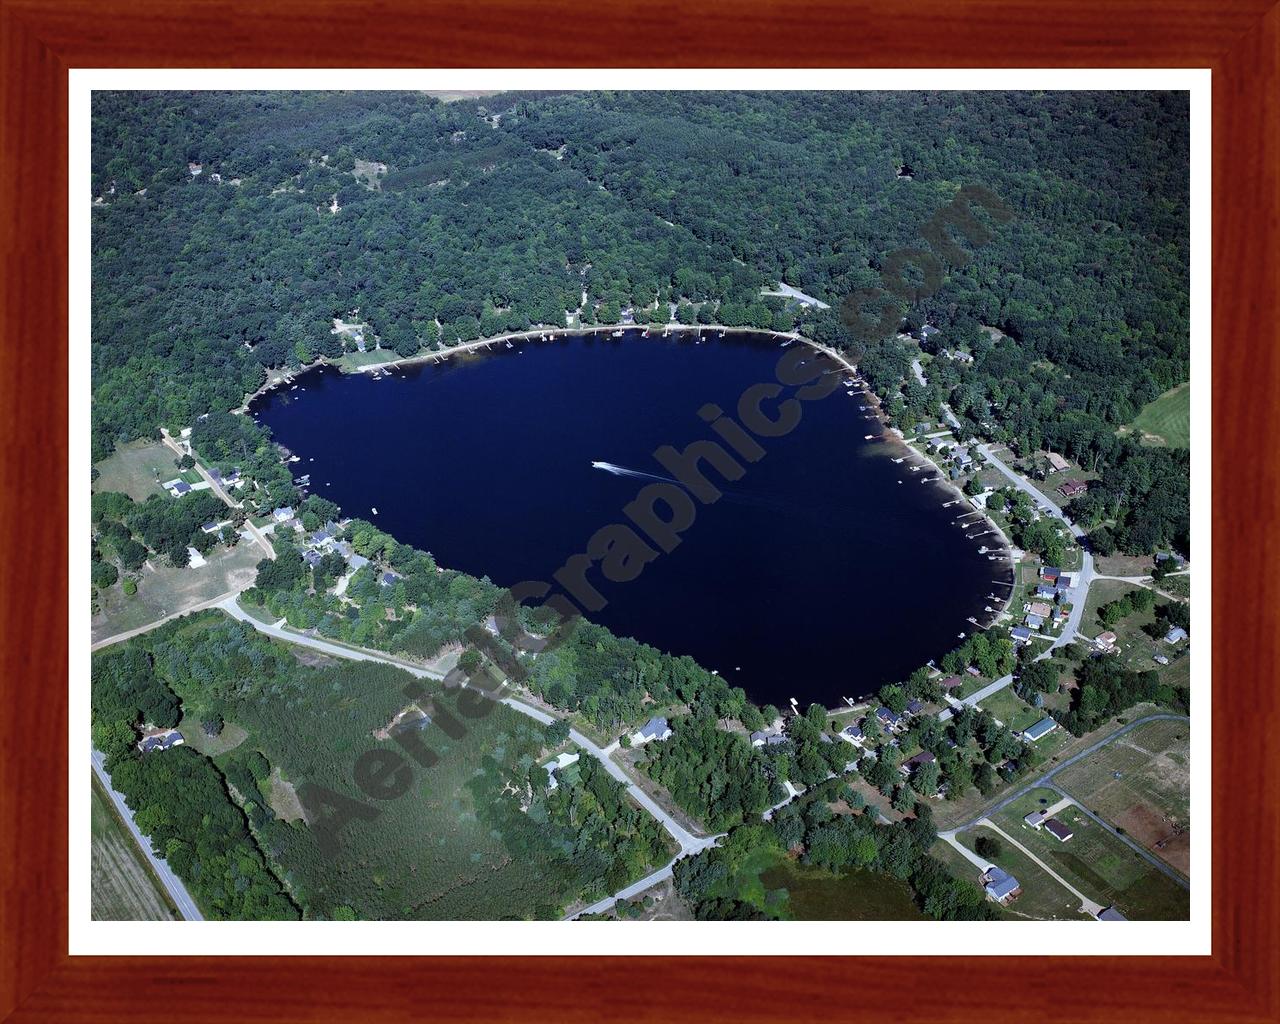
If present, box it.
[93,440,180,501]
[978,688,1041,733]
[994,803,1188,919]
[91,541,261,643]
[1055,718,1190,875]
[956,826,1092,921]
[91,773,179,921]
[1126,382,1190,447]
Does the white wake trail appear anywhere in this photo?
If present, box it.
[590,461,680,485]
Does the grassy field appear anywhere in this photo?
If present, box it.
[1127,382,1190,447]
[993,803,1188,919]
[1079,580,1191,689]
[91,773,179,921]
[978,688,1041,733]
[956,826,1092,921]
[91,541,261,643]
[92,440,180,501]
[1055,718,1190,876]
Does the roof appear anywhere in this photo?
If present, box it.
[1045,452,1070,472]
[983,866,1020,900]
[1029,602,1053,618]
[273,506,294,518]
[1097,631,1118,646]
[904,751,936,767]
[172,481,191,494]
[1044,818,1073,841]
[637,716,670,739]
[1165,627,1188,643]
[875,707,900,724]
[1041,566,1061,578]
[1098,907,1127,921]
[1025,613,1044,629]
[1035,585,1057,597]
[841,724,863,739]
[1023,718,1057,741]
[380,571,399,586]
[1024,811,1047,828]
[1011,626,1032,640]
[348,554,370,570]
[303,550,322,567]
[940,676,963,689]
[905,699,924,714]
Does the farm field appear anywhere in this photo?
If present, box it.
[956,826,1093,921]
[91,541,261,643]
[1055,718,1190,876]
[93,439,181,501]
[1126,382,1190,447]
[91,773,178,921]
[994,802,1188,919]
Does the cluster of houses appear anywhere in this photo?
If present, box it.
[925,435,977,475]
[1024,809,1074,842]
[836,698,929,748]
[1013,565,1074,644]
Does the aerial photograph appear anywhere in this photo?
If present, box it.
[88,89,1192,923]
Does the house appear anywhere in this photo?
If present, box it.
[1043,818,1073,842]
[1011,626,1033,643]
[1024,613,1045,630]
[348,553,370,571]
[905,699,925,715]
[188,161,203,175]
[1029,602,1054,619]
[629,716,672,746]
[953,447,974,468]
[1040,566,1061,582]
[1022,718,1058,742]
[966,665,982,677]
[1058,479,1088,499]
[185,546,207,569]
[1057,572,1076,589]
[163,479,192,496]
[1024,810,1047,829]
[380,571,401,588]
[272,506,295,523]
[1045,452,1070,473]
[1035,584,1058,600]
[920,324,941,341]
[1153,654,1170,666]
[901,751,936,775]
[946,349,974,364]
[1095,631,1118,651]
[751,730,788,747]
[981,866,1022,904]
[875,707,901,729]
[1164,627,1188,644]
[302,550,323,568]
[1098,906,1128,921]
[1155,552,1186,569]
[137,729,184,753]
[309,530,332,546]
[939,676,964,690]
[838,724,863,744]
[543,751,580,791]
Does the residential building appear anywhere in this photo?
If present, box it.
[629,716,672,746]
[1024,810,1047,829]
[875,707,901,729]
[1011,626,1033,643]
[1164,627,1188,644]
[1022,718,1058,742]
[1045,451,1070,473]
[1098,907,1127,921]
[1058,479,1088,499]
[137,729,184,754]
[1029,602,1054,619]
[1044,818,1073,842]
[939,676,964,690]
[1040,566,1061,582]
[1025,613,1045,630]
[1095,631,1118,651]
[272,506,295,522]
[543,751,580,791]
[905,699,925,715]
[982,866,1022,904]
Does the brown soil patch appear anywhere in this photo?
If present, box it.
[1116,803,1190,874]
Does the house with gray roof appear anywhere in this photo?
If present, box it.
[982,866,1022,904]
[629,716,672,746]
[1022,718,1058,742]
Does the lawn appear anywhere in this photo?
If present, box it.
[1127,382,1190,448]
[1079,580,1191,686]
[956,825,1092,921]
[91,540,262,643]
[1054,719,1190,876]
[91,773,179,921]
[993,804,1188,920]
[92,440,181,501]
[977,688,1040,732]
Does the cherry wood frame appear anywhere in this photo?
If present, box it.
[2,1,1276,1020]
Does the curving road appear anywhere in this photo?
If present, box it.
[91,750,204,921]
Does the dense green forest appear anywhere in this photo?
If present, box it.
[92,90,1189,554]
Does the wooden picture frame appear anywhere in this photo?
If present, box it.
[2,1,1274,1019]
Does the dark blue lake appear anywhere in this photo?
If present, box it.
[251,332,1007,708]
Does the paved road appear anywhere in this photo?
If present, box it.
[218,597,715,859]
[980,817,1104,917]
[566,862,677,920]
[91,750,204,921]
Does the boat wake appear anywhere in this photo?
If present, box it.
[590,461,678,485]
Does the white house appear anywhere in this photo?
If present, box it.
[629,716,672,746]
[543,751,580,791]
